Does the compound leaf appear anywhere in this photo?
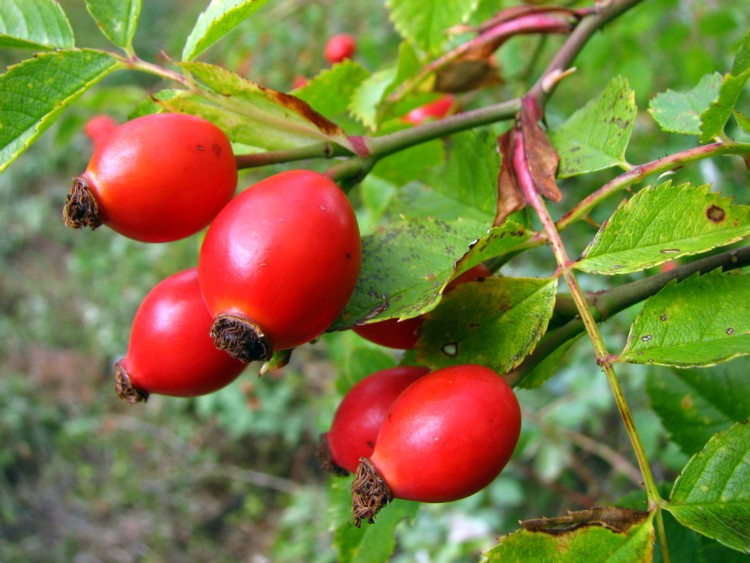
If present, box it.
[0,0,74,50]
[667,422,750,554]
[549,76,636,178]
[0,49,120,173]
[575,182,750,275]
[182,0,271,61]
[619,270,750,367]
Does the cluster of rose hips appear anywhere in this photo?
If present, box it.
[67,73,520,523]
[67,111,360,401]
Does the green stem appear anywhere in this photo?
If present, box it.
[512,244,750,382]
[515,132,664,514]
[234,143,349,169]
[557,141,750,231]
[362,99,522,158]
[118,55,192,88]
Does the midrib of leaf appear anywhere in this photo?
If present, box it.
[182,86,341,145]
[585,228,750,263]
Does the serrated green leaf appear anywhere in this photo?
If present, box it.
[667,422,750,553]
[292,60,370,122]
[85,0,141,52]
[182,0,271,61]
[429,128,499,216]
[619,271,750,367]
[649,73,722,135]
[386,0,480,54]
[485,510,654,562]
[332,218,530,330]
[162,61,350,151]
[385,182,491,223]
[549,76,636,178]
[647,361,750,456]
[0,49,120,173]
[576,182,750,275]
[735,111,750,135]
[417,277,556,374]
[699,29,750,143]
[349,67,397,130]
[517,334,582,390]
[328,477,419,563]
[0,0,74,50]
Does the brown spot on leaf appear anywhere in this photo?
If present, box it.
[706,205,726,223]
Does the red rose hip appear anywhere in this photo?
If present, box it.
[352,364,521,525]
[198,170,361,362]
[64,112,237,243]
[323,365,429,474]
[324,34,357,64]
[115,268,247,403]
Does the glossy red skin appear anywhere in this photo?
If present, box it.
[83,112,237,242]
[120,268,246,397]
[369,364,521,503]
[402,96,456,126]
[324,34,356,64]
[84,114,118,150]
[352,263,492,349]
[198,170,362,352]
[328,365,429,473]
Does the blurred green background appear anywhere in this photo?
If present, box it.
[1,0,748,561]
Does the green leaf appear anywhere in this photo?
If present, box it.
[386,0,480,54]
[549,76,637,178]
[575,182,750,275]
[332,218,530,330]
[619,271,750,367]
[329,477,419,563]
[735,111,750,135]
[649,73,722,135]
[182,0,271,61]
[385,182,491,223]
[647,361,750,455]
[486,509,654,562]
[292,60,370,122]
[428,128,500,217]
[517,334,582,390]
[0,49,120,173]
[418,276,557,374]
[161,62,350,151]
[85,0,141,52]
[349,67,397,130]
[667,422,750,553]
[699,29,750,143]
[0,0,74,50]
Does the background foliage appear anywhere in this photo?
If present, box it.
[0,0,748,561]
